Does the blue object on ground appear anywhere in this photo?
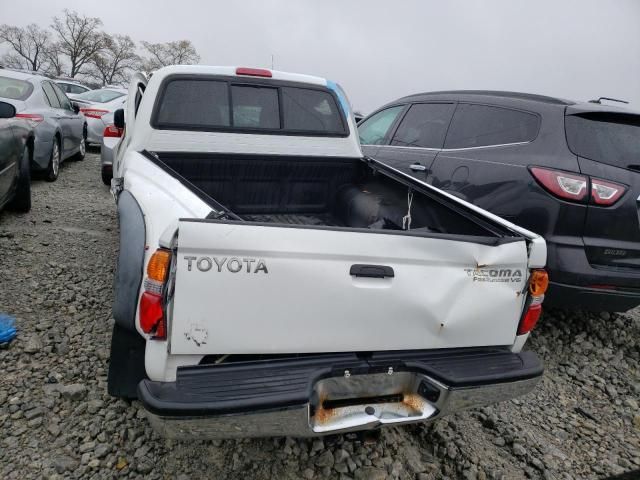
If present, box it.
[0,314,17,344]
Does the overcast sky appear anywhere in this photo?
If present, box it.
[1,0,639,113]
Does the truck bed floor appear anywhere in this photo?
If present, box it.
[242,213,344,227]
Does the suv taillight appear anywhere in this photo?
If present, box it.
[529,167,588,202]
[103,124,123,138]
[530,167,626,206]
[517,269,548,335]
[591,178,626,206]
[139,248,171,339]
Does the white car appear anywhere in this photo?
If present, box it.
[54,79,91,99]
[73,87,127,144]
[99,109,124,185]
[108,65,547,439]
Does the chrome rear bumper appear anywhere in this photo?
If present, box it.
[138,348,543,438]
[143,373,540,439]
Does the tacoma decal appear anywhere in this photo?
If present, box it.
[184,256,268,274]
[465,268,523,283]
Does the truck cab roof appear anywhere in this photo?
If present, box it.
[126,66,362,158]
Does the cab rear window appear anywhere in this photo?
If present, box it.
[565,112,640,169]
[153,77,347,136]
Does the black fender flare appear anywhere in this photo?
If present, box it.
[112,190,146,331]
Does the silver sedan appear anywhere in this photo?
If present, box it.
[0,70,86,182]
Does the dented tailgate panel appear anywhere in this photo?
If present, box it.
[169,220,529,355]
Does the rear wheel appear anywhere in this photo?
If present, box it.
[9,145,32,212]
[101,165,112,186]
[46,137,60,182]
[73,126,87,161]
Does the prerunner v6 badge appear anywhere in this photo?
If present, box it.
[465,268,523,283]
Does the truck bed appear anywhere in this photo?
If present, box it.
[150,151,513,239]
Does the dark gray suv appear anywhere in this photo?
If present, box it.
[359,91,640,312]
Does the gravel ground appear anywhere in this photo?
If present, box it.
[0,152,638,480]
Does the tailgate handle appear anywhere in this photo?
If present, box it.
[350,264,394,278]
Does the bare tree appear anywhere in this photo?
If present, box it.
[88,34,140,86]
[141,40,200,71]
[51,10,106,77]
[0,23,51,71]
[43,44,66,77]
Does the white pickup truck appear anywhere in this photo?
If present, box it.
[107,65,548,439]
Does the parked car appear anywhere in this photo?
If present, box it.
[99,110,123,185]
[73,88,127,145]
[107,66,547,439]
[358,90,640,312]
[54,79,91,99]
[0,69,86,181]
[0,101,32,212]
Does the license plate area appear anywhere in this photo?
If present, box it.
[309,371,441,433]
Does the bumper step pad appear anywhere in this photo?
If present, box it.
[139,348,543,417]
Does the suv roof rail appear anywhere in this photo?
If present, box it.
[401,90,574,106]
[588,97,629,105]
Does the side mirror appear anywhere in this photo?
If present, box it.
[0,101,16,119]
[114,108,125,129]
[72,102,80,114]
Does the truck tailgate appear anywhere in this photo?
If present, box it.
[169,219,529,354]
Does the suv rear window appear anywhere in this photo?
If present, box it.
[154,78,347,136]
[445,104,540,149]
[0,76,33,100]
[565,112,640,169]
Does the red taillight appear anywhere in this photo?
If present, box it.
[103,124,123,138]
[530,167,588,202]
[236,67,272,78]
[15,113,44,127]
[517,269,548,335]
[530,167,626,207]
[139,248,172,340]
[80,108,109,119]
[591,178,626,206]
[517,303,542,335]
[139,292,166,339]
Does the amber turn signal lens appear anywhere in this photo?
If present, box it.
[529,269,549,296]
[147,249,171,282]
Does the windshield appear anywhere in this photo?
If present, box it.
[75,89,125,103]
[565,112,640,169]
[0,75,34,100]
